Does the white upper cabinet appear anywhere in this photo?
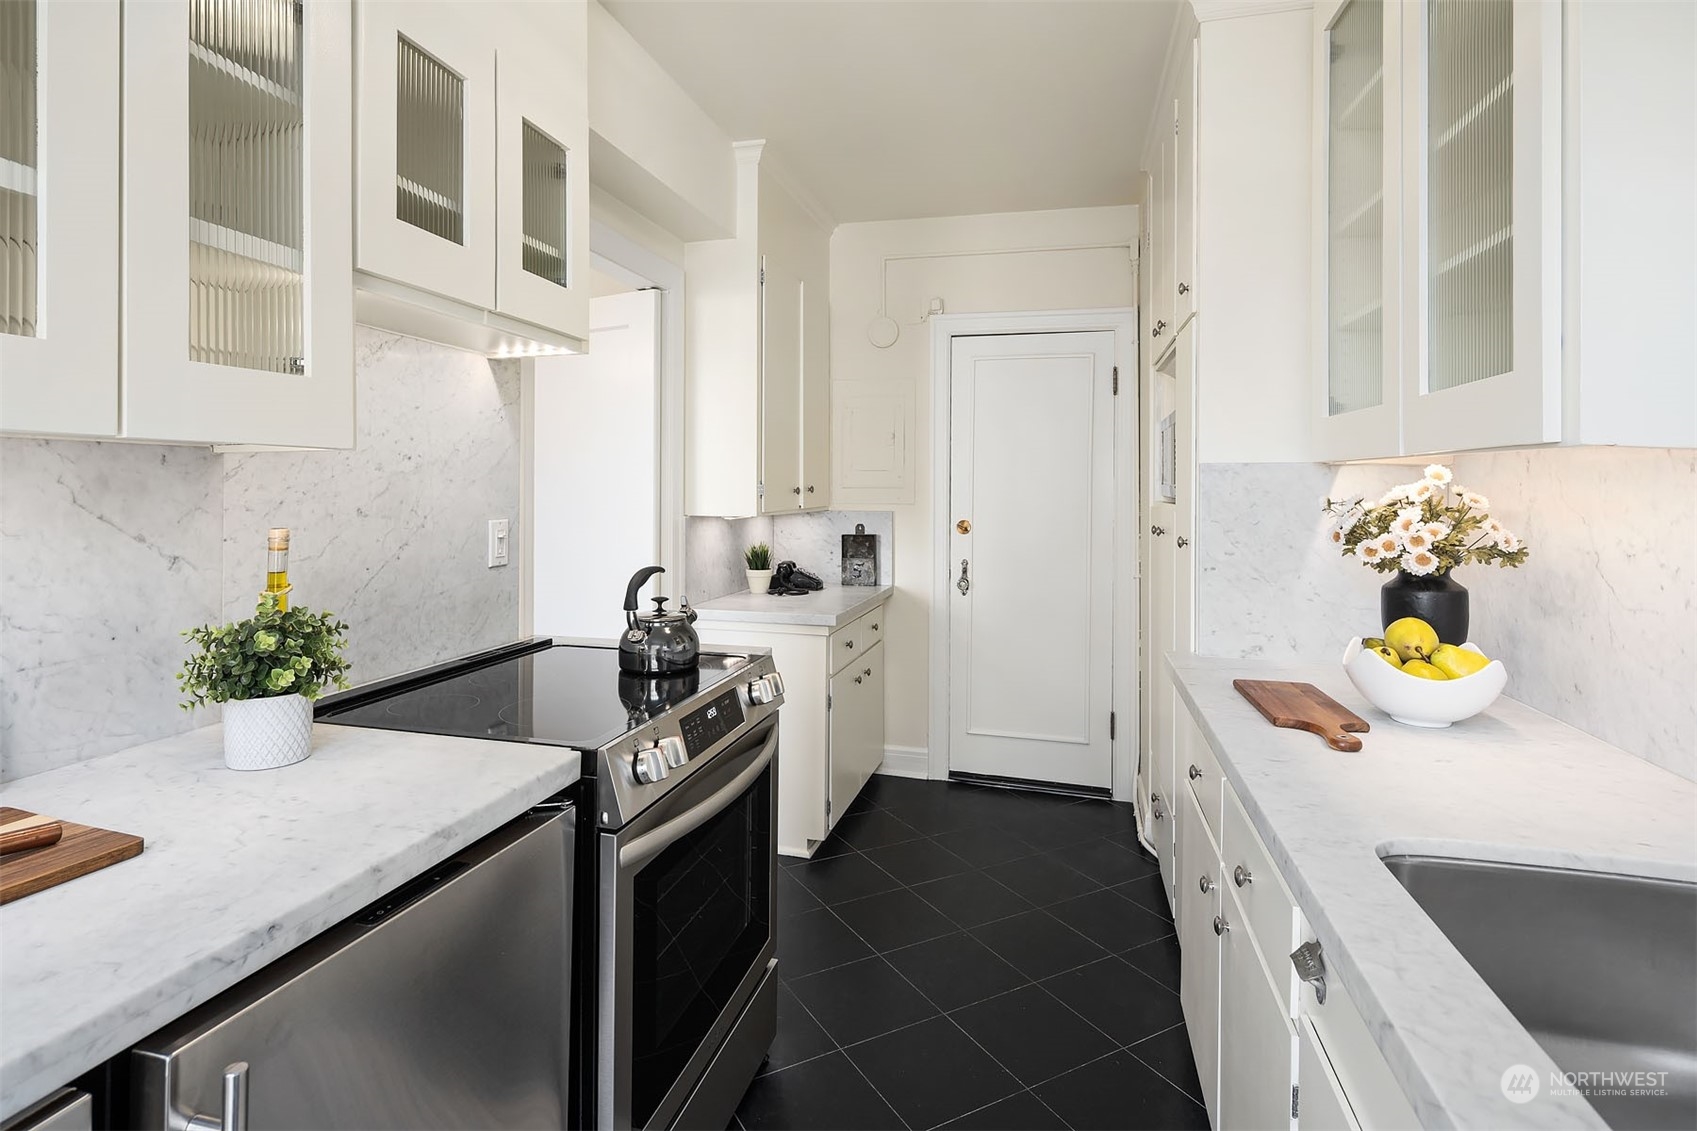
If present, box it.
[1142,23,1196,359]
[124,0,354,447]
[0,0,121,438]
[1400,0,1561,454]
[1312,0,1693,457]
[1173,36,1198,328]
[2,0,354,447]
[353,0,587,356]
[760,257,804,513]
[1311,0,1400,461]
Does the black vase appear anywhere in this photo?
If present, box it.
[1380,571,1470,645]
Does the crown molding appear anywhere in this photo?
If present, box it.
[733,140,837,233]
[1189,0,1313,23]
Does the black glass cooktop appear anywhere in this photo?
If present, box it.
[317,641,750,752]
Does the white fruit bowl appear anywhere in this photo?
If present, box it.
[1342,638,1507,728]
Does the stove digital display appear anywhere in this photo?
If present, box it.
[680,690,744,757]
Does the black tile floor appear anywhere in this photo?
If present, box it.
[733,775,1206,1131]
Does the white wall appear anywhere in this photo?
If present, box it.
[587,1,737,240]
[1194,7,1312,463]
[829,206,1138,754]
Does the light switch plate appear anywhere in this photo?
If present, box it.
[488,519,510,568]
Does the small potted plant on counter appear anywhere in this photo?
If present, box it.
[745,542,774,596]
[1322,464,1529,645]
[179,593,352,771]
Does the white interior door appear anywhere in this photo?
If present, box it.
[531,289,659,636]
[948,331,1115,789]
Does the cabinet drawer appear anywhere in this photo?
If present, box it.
[829,624,859,675]
[1178,706,1223,843]
[1222,782,1299,1012]
[853,605,885,652]
[1296,924,1419,1130]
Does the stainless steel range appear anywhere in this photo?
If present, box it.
[317,639,785,1131]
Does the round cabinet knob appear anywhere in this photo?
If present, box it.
[1188,764,1202,781]
[863,667,872,678]
[632,746,669,784]
[1199,874,1214,894]
[792,486,802,495]
[846,640,855,649]
[807,485,816,493]
[658,735,689,769]
[870,622,879,631]
[1151,525,1166,536]
[1213,915,1230,936]
[1232,864,1253,888]
[1176,536,1190,548]
[1178,282,1191,295]
[854,675,864,685]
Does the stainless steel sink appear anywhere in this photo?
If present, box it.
[1383,855,1697,1130]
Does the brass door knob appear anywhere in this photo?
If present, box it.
[956,519,971,534]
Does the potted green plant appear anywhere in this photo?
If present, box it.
[744,542,773,596]
[179,594,352,771]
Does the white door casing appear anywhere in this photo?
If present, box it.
[947,330,1116,790]
[530,289,659,636]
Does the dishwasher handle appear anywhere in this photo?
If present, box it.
[177,1062,247,1131]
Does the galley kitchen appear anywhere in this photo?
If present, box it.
[2,2,1693,1131]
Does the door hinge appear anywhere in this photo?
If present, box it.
[826,797,833,820]
[1291,1085,1300,1119]
[757,480,765,499]
[827,692,833,710]
[1112,366,1119,396]
[759,266,765,285]
[1110,712,1117,740]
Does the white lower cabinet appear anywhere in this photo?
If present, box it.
[1176,787,1221,1126]
[1174,698,1417,1130]
[695,602,886,855]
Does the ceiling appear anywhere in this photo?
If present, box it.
[601,0,1181,224]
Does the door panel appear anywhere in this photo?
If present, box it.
[798,277,830,507]
[1179,788,1221,1123]
[759,258,801,513]
[532,290,660,636]
[1220,888,1298,1130]
[948,332,1115,789]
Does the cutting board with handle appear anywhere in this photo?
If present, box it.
[0,807,144,905]
[1233,680,1370,752]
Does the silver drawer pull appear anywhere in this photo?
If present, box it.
[1233,864,1253,887]
[1188,764,1202,780]
[1291,940,1328,1005]
[182,1061,248,1131]
[1198,873,1214,894]
[1213,915,1229,936]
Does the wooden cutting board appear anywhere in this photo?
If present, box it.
[1233,680,1370,752]
[0,807,144,905]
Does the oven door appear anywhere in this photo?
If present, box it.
[599,716,778,1130]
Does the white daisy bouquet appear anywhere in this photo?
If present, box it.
[1320,465,1529,576]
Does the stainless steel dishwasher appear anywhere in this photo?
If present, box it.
[130,803,573,1131]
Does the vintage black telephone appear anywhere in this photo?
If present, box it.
[769,561,824,595]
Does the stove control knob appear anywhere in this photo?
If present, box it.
[631,745,669,784]
[746,677,777,705]
[766,672,786,697]
[658,735,689,769]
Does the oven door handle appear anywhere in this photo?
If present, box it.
[618,721,777,872]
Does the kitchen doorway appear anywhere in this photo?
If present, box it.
[928,311,1137,798]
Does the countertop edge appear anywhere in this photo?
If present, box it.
[0,727,580,1123]
[693,585,892,628]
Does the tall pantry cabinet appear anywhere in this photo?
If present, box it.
[1,0,354,447]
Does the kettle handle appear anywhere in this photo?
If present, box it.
[624,565,666,613]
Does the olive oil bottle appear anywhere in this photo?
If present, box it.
[266,528,292,611]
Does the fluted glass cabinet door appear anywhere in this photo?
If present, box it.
[1401,0,1560,452]
[492,4,586,346]
[123,0,353,446]
[0,0,119,436]
[355,2,494,311]
[187,0,304,375]
[1311,0,1399,460]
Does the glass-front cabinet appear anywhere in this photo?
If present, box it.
[1312,0,1400,460]
[1400,0,1560,453]
[353,0,587,355]
[0,0,121,437]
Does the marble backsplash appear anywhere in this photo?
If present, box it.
[0,329,523,781]
[0,442,224,781]
[684,511,895,601]
[1196,452,1696,781]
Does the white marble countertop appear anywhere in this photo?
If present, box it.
[1166,655,1696,1131]
[0,722,580,1123]
[694,584,892,629]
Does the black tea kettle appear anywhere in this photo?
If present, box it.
[619,565,700,676]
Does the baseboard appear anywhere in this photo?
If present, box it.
[876,746,931,779]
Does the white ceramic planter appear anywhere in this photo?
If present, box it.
[745,569,773,595]
[222,693,314,771]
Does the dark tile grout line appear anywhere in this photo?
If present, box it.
[762,782,1199,1127]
